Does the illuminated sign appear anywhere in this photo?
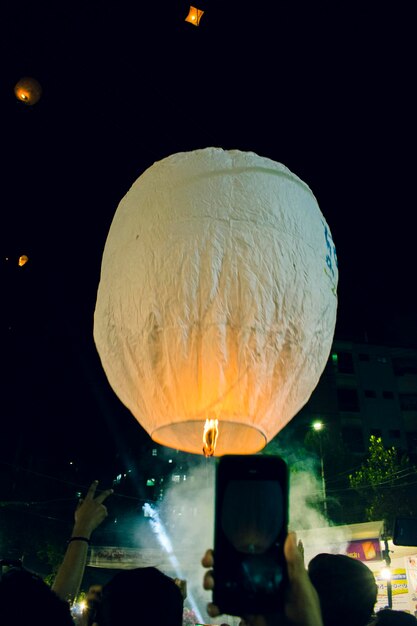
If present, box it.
[346,539,381,561]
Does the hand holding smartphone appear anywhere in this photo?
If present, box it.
[212,454,289,617]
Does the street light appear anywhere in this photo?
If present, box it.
[312,420,328,517]
[382,529,393,608]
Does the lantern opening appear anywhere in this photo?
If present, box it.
[151,419,267,456]
[203,418,219,457]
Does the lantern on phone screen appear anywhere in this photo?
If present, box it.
[94,148,338,456]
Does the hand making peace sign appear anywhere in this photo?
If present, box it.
[73,480,114,539]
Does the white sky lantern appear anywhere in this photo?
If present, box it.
[93,148,338,456]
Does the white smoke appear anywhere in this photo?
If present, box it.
[146,452,351,624]
[157,459,217,624]
[289,468,350,564]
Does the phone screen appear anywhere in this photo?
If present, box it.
[213,455,288,616]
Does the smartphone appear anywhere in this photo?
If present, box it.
[212,454,289,617]
[393,517,417,546]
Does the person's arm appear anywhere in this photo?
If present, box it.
[52,480,113,604]
[283,532,323,626]
[202,531,323,626]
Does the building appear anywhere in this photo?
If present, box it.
[291,339,417,458]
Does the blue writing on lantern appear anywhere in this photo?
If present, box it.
[322,222,338,297]
[323,222,338,279]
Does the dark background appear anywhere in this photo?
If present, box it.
[1,2,416,502]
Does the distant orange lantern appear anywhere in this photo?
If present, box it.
[14,77,42,106]
[185,6,204,26]
[18,255,29,267]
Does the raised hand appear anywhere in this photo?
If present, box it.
[73,480,113,539]
[52,480,113,603]
[202,532,323,626]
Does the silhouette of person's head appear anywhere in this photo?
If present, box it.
[372,609,417,626]
[96,566,184,626]
[308,553,378,626]
[0,566,74,626]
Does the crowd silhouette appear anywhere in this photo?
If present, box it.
[1,478,417,626]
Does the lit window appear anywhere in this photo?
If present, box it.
[152,449,157,456]
[172,474,181,483]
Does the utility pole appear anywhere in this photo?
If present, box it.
[312,420,328,517]
[382,529,393,608]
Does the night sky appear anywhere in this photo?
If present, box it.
[1,1,416,486]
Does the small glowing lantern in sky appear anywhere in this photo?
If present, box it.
[94,148,338,456]
[185,6,204,26]
[18,255,29,267]
[14,77,42,105]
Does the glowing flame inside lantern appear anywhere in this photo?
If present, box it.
[203,419,219,457]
